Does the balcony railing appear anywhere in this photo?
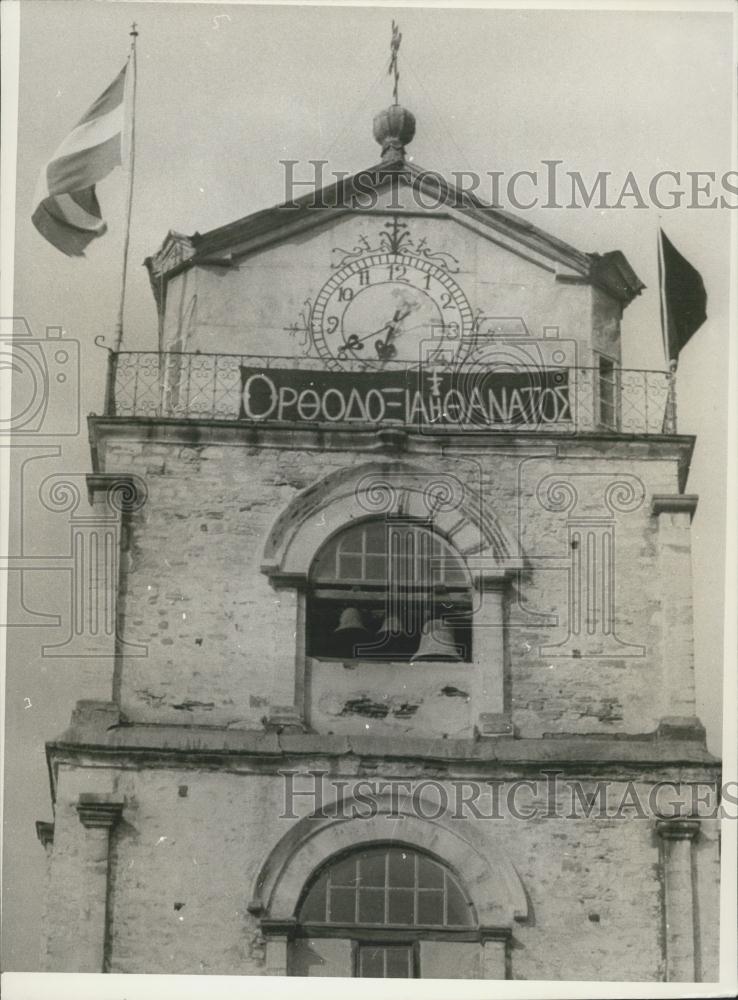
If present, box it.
[104,351,677,435]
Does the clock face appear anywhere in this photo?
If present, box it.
[311,252,473,370]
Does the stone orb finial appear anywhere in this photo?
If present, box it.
[373,104,416,161]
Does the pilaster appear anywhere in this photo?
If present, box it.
[471,570,511,736]
[480,926,510,978]
[656,816,700,982]
[50,793,124,972]
[651,495,699,720]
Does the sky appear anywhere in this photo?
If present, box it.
[2,0,735,975]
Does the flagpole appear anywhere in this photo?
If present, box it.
[113,23,138,354]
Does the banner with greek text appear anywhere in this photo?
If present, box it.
[239,365,570,429]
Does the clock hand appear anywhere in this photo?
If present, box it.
[340,320,395,349]
[340,308,415,355]
[377,304,416,355]
[339,305,420,360]
[336,321,395,357]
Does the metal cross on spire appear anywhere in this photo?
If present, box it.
[388,20,402,104]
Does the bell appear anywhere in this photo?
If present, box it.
[411,619,462,662]
[335,607,368,633]
[333,606,370,659]
[366,612,414,657]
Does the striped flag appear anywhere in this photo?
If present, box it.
[32,63,131,256]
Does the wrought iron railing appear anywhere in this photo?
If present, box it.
[103,351,676,435]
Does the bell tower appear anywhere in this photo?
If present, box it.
[37,29,720,982]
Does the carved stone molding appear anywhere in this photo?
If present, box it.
[656,817,701,841]
[75,793,125,830]
[651,494,698,519]
[35,820,54,849]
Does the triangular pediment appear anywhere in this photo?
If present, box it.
[144,160,644,311]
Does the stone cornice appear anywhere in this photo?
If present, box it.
[45,722,720,796]
[48,734,721,769]
[651,494,699,519]
[35,820,54,848]
[259,917,298,938]
[48,702,719,770]
[655,817,701,841]
[85,472,148,513]
[87,415,696,478]
[479,925,514,941]
[76,793,125,829]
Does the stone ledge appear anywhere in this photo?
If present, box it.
[263,706,309,733]
[651,493,699,519]
[46,701,720,783]
[476,712,514,738]
[47,702,720,771]
[85,472,148,512]
[657,716,706,742]
[76,792,125,829]
[656,817,702,841]
[88,415,697,466]
[35,820,54,848]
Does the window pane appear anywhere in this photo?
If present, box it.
[445,879,474,926]
[388,888,414,924]
[337,554,362,579]
[312,521,469,594]
[337,529,364,554]
[298,846,476,932]
[364,555,386,580]
[359,946,385,978]
[417,855,444,888]
[359,852,386,887]
[417,889,444,925]
[364,522,386,552]
[388,849,415,887]
[385,946,413,978]
[300,874,328,922]
[358,888,385,924]
[328,887,356,923]
[329,857,358,887]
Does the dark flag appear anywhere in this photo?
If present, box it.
[658,229,707,362]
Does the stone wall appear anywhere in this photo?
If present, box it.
[98,430,689,738]
[42,757,721,980]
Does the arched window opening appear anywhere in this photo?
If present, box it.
[307,519,472,661]
[294,845,477,978]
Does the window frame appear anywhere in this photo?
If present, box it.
[352,939,419,978]
[296,844,478,935]
[294,844,482,978]
[307,517,473,663]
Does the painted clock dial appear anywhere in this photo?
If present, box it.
[310,249,474,370]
